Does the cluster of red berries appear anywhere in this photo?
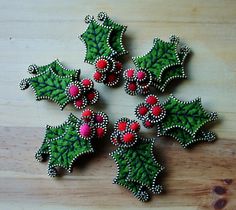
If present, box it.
[110,118,141,148]
[135,95,166,128]
[123,68,152,95]
[78,109,109,140]
[93,57,123,87]
[66,78,99,109]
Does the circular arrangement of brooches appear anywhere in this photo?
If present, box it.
[20,11,219,203]
[124,68,152,95]
[110,118,140,148]
[135,95,166,128]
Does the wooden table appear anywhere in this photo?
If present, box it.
[0,0,235,209]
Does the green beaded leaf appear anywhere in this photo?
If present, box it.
[80,17,116,64]
[26,68,72,109]
[122,139,163,190]
[48,122,94,172]
[111,149,150,202]
[101,13,128,56]
[157,48,190,92]
[132,38,180,81]
[163,128,217,148]
[35,114,95,175]
[31,59,80,79]
[35,114,79,159]
[111,138,163,201]
[160,95,218,137]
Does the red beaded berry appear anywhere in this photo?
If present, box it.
[146,95,158,105]
[75,99,83,107]
[144,120,154,128]
[130,122,140,132]
[87,91,95,101]
[96,59,108,70]
[95,114,103,123]
[85,90,98,104]
[96,127,105,138]
[94,112,108,126]
[86,91,96,101]
[123,133,135,143]
[118,121,127,132]
[107,73,117,83]
[124,69,135,81]
[115,61,122,72]
[152,105,162,116]
[81,78,93,89]
[136,70,146,81]
[74,97,87,109]
[129,82,137,91]
[93,71,104,83]
[82,109,93,118]
[66,82,82,100]
[139,106,148,116]
[104,72,119,87]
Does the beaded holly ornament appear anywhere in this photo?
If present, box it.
[35,109,108,177]
[20,59,99,109]
[19,12,219,203]
[110,118,164,201]
[124,35,190,95]
[80,12,127,87]
[135,94,218,148]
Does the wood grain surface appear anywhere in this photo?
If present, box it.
[0,0,235,209]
